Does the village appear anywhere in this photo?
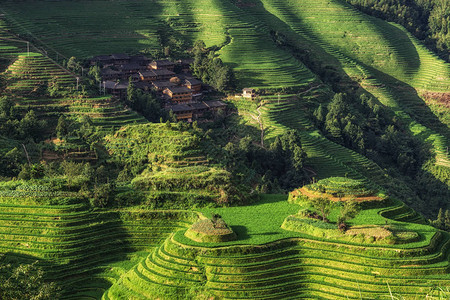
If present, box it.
[89,54,228,122]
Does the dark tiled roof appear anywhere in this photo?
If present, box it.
[204,100,226,108]
[190,102,209,110]
[153,69,176,76]
[166,86,192,94]
[151,59,174,66]
[177,58,194,65]
[104,81,128,89]
[111,53,130,60]
[169,104,193,112]
[185,78,202,86]
[101,68,121,75]
[92,55,111,61]
[130,55,150,62]
[134,82,153,89]
[120,63,142,71]
[152,81,176,89]
[139,70,157,77]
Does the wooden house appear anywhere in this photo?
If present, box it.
[153,69,176,81]
[204,100,227,111]
[184,78,202,93]
[101,68,122,80]
[190,102,209,118]
[104,81,128,98]
[177,58,194,73]
[163,86,193,103]
[139,70,157,82]
[111,53,130,66]
[91,55,112,66]
[150,60,175,71]
[170,104,193,122]
[129,55,151,66]
[134,82,153,92]
[152,81,177,92]
[120,63,143,74]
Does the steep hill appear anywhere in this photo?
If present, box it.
[0,0,448,299]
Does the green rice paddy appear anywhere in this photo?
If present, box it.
[0,0,448,298]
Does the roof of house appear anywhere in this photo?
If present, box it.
[177,58,194,65]
[101,68,121,75]
[92,55,112,61]
[129,55,150,62]
[169,104,193,112]
[153,69,176,76]
[185,78,202,86]
[204,100,226,108]
[166,86,192,94]
[120,63,142,71]
[243,88,255,92]
[134,82,153,90]
[111,53,130,60]
[104,81,128,90]
[190,102,209,110]
[151,59,175,66]
[152,81,176,89]
[139,70,157,77]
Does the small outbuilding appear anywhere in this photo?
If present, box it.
[242,88,256,99]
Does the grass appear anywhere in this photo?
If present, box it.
[199,194,300,245]
[0,1,449,298]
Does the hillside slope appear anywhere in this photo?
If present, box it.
[0,0,449,299]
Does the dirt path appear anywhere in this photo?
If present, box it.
[298,187,383,202]
[256,105,264,147]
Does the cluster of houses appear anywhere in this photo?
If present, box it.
[90,54,226,122]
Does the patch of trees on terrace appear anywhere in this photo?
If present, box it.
[312,92,449,218]
[0,255,60,300]
[0,97,46,141]
[191,40,236,93]
[203,121,309,192]
[345,0,450,61]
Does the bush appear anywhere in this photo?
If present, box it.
[90,182,115,208]
[115,190,145,207]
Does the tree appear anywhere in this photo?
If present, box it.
[337,200,360,225]
[0,257,60,300]
[445,209,450,231]
[91,182,115,208]
[18,110,46,140]
[127,77,137,103]
[88,65,101,82]
[191,40,235,92]
[434,208,445,229]
[47,76,61,97]
[66,56,81,72]
[56,115,69,139]
[310,197,334,222]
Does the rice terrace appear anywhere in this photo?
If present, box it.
[0,0,449,299]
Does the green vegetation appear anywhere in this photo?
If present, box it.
[185,215,237,243]
[345,0,450,61]
[0,256,61,300]
[0,0,449,298]
[306,177,378,197]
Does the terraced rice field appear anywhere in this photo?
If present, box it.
[0,1,161,59]
[0,195,198,299]
[0,0,449,298]
[106,220,449,299]
[3,52,75,94]
[240,0,450,168]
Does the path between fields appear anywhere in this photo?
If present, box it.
[256,105,264,147]
[298,187,383,202]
